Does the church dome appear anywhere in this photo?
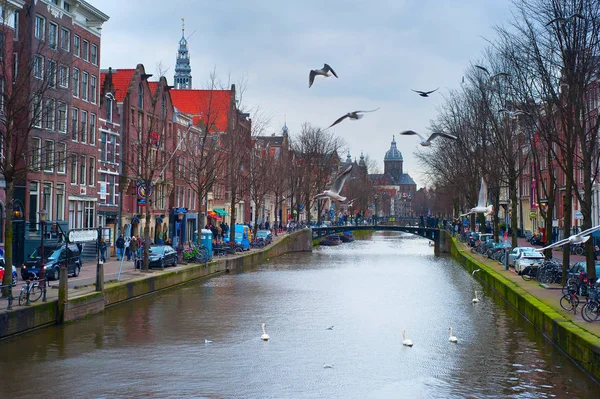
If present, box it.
[384,136,403,161]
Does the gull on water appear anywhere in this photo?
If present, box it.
[261,323,270,341]
[309,63,338,88]
[411,88,439,97]
[204,339,213,344]
[535,225,600,252]
[313,164,354,202]
[327,108,380,129]
[399,130,457,147]
[460,177,493,217]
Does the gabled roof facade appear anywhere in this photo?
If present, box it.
[170,89,232,132]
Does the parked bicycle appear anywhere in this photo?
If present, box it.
[560,291,580,314]
[18,275,43,306]
[581,286,600,322]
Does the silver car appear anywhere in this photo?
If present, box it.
[514,250,545,274]
[508,247,538,268]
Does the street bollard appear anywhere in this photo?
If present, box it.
[505,247,509,271]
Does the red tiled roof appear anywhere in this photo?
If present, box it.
[170,89,231,132]
[100,69,136,102]
[148,81,159,93]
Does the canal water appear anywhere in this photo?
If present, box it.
[1,232,598,399]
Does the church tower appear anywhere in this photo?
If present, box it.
[384,136,403,181]
[174,18,192,89]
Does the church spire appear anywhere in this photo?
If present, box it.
[174,18,192,89]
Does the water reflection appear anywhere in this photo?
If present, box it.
[0,231,597,399]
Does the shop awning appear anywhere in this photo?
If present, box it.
[214,208,229,216]
[208,211,222,221]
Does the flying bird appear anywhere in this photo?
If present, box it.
[412,88,439,97]
[460,177,493,217]
[546,14,586,26]
[499,108,528,118]
[204,339,213,344]
[472,269,481,276]
[475,65,511,80]
[314,164,354,202]
[535,225,600,252]
[323,364,334,369]
[400,130,457,147]
[309,63,338,88]
[326,325,334,330]
[327,108,380,129]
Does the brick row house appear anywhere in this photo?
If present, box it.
[1,0,109,265]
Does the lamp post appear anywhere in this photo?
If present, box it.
[177,209,184,262]
[374,194,378,226]
[38,209,48,302]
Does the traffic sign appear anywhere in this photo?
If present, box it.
[575,210,583,220]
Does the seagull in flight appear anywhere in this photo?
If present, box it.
[546,14,586,26]
[472,269,481,276]
[204,339,213,344]
[323,364,334,369]
[400,130,457,147]
[314,164,353,202]
[326,325,334,330]
[535,225,600,252]
[474,65,511,80]
[327,108,380,129]
[460,177,493,217]
[412,88,439,97]
[309,63,338,88]
[499,108,528,118]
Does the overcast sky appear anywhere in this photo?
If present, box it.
[97,0,513,187]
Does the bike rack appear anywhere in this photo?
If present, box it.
[0,282,16,310]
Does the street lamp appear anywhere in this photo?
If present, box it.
[177,209,184,262]
[38,209,48,302]
[374,194,378,226]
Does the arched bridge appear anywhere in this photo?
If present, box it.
[311,224,451,256]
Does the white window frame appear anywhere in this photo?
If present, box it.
[89,113,96,145]
[35,15,45,40]
[90,75,97,104]
[48,22,58,50]
[72,67,79,97]
[80,110,87,143]
[73,35,80,57]
[71,107,78,141]
[57,102,67,133]
[47,60,56,88]
[59,64,69,88]
[88,157,95,186]
[56,183,65,221]
[60,27,70,51]
[34,55,44,79]
[82,39,89,61]
[31,137,41,171]
[45,98,55,131]
[57,142,66,173]
[44,139,54,172]
[91,44,98,65]
[80,155,86,186]
[81,71,88,101]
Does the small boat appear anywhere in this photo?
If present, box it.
[320,236,343,246]
[339,232,355,242]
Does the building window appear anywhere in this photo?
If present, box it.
[31,138,41,171]
[72,68,79,97]
[60,27,70,51]
[47,60,56,88]
[13,11,19,41]
[70,155,77,184]
[59,64,68,88]
[35,16,45,40]
[32,94,42,128]
[81,72,88,101]
[43,183,52,220]
[85,201,94,228]
[71,107,78,140]
[88,157,95,186]
[91,44,98,65]
[48,22,58,50]
[138,82,143,108]
[63,2,71,12]
[29,182,39,229]
[106,96,113,122]
[34,55,43,79]
[90,113,96,144]
[57,102,67,133]
[82,40,89,61]
[80,156,86,185]
[110,135,116,163]
[80,110,87,143]
[73,35,80,57]
[56,183,65,221]
[44,140,54,172]
[12,52,17,83]
[44,98,55,130]
[90,75,97,104]
[100,132,107,161]
[57,143,66,173]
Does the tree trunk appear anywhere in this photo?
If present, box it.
[1,181,15,297]
[143,194,151,271]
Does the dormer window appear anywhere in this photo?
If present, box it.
[138,82,143,109]
[106,93,113,122]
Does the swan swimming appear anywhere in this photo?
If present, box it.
[402,329,414,347]
[472,291,480,304]
[449,327,458,343]
[261,323,270,341]
[204,339,213,344]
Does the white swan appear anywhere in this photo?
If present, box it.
[204,339,213,344]
[402,329,414,347]
[449,327,458,343]
[472,291,480,304]
[261,323,270,341]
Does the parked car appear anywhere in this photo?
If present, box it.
[514,250,545,274]
[256,230,273,245]
[21,244,82,281]
[570,261,600,277]
[507,247,538,268]
[0,265,18,283]
[141,245,178,269]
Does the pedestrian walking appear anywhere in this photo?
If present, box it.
[99,239,108,263]
[125,237,132,261]
[116,235,125,261]
[129,236,139,262]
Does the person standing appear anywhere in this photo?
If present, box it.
[99,239,107,263]
[116,235,125,261]
[125,237,131,261]
[129,237,139,262]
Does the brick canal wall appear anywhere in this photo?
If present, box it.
[0,229,312,340]
[448,231,600,382]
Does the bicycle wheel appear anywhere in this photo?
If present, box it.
[18,288,28,306]
[29,285,43,302]
[581,301,600,322]
[560,294,578,312]
[575,246,584,256]
[562,282,577,296]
